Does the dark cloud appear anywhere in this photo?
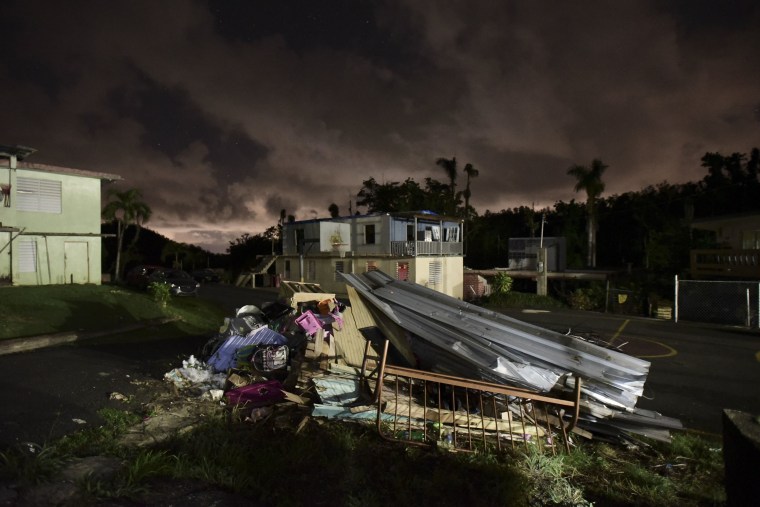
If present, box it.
[1,0,759,252]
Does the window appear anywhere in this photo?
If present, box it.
[334,260,345,281]
[307,260,316,281]
[742,230,760,250]
[366,260,378,272]
[406,224,415,241]
[428,260,442,287]
[18,239,37,272]
[295,229,305,252]
[16,177,62,213]
[365,224,376,244]
[284,260,291,279]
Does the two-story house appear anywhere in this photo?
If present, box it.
[276,211,465,298]
[1,145,121,286]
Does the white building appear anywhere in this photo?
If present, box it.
[276,211,464,298]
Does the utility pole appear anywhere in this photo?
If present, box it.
[537,213,548,296]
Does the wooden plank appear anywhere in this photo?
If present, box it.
[382,399,546,437]
[346,286,416,367]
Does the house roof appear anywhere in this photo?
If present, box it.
[0,144,37,160]
[287,210,462,226]
[15,161,123,182]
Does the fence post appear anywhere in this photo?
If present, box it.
[674,274,679,323]
[605,280,610,313]
[747,288,751,328]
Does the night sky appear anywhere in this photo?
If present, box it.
[1,1,759,252]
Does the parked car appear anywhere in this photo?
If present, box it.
[147,268,200,296]
[192,268,222,283]
[125,265,164,290]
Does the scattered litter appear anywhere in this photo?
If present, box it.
[247,406,274,423]
[164,355,226,392]
[109,392,129,402]
[72,419,86,425]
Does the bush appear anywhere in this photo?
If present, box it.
[567,284,606,311]
[147,282,171,307]
[492,272,513,294]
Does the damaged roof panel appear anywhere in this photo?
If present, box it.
[339,270,681,439]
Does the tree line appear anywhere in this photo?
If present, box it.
[102,147,760,287]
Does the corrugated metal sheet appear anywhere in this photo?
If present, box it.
[340,270,681,439]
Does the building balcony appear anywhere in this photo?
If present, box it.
[690,249,760,279]
[390,240,463,257]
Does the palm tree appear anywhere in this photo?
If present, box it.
[567,159,608,268]
[435,156,458,215]
[102,188,152,281]
[462,163,479,218]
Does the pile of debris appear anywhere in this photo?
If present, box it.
[153,272,680,451]
[339,270,682,443]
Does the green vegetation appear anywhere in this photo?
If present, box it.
[0,406,725,506]
[492,271,514,294]
[148,281,172,307]
[486,291,566,310]
[0,284,225,341]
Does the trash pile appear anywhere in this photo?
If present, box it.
[160,272,681,446]
[163,294,345,423]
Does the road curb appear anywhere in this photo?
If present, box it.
[0,317,181,356]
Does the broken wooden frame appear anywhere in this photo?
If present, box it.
[361,339,582,454]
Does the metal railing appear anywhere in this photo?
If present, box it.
[390,241,463,257]
[690,249,760,279]
[360,340,582,454]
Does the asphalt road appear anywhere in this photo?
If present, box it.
[497,307,760,436]
[1,284,757,448]
[0,284,283,448]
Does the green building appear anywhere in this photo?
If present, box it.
[1,145,121,286]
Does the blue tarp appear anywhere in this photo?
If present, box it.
[208,326,288,372]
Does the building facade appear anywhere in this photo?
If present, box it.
[275,211,465,298]
[1,147,121,286]
[690,213,760,280]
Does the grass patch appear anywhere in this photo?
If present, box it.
[565,432,725,506]
[0,284,226,341]
[1,405,727,506]
[484,291,567,310]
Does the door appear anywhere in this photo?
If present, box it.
[64,241,90,284]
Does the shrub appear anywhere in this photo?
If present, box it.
[567,283,606,311]
[148,281,171,307]
[492,272,513,295]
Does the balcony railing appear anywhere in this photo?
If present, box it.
[690,249,760,279]
[390,240,463,257]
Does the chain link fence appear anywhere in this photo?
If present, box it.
[606,288,644,315]
[675,277,760,328]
